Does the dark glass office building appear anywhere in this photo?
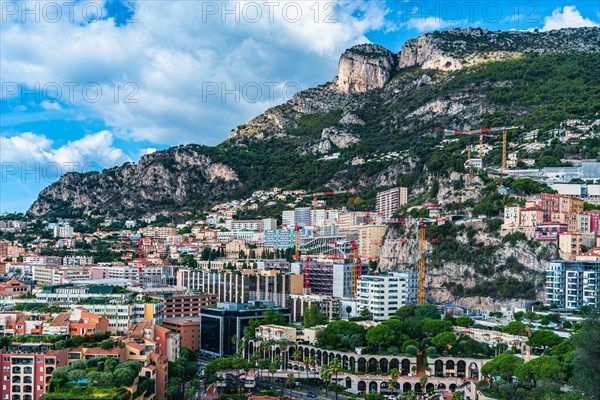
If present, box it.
[200,301,291,357]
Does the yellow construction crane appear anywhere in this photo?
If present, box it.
[351,240,360,298]
[437,125,524,170]
[418,219,427,306]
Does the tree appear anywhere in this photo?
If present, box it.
[365,324,397,350]
[303,304,326,328]
[263,308,287,325]
[570,310,600,400]
[515,356,565,387]
[432,332,457,350]
[455,316,474,327]
[389,368,400,394]
[528,330,562,350]
[395,306,416,320]
[67,369,86,382]
[293,349,302,379]
[320,367,332,397]
[421,319,452,337]
[330,359,342,400]
[316,320,366,350]
[503,321,528,336]
[481,352,523,382]
[405,345,418,357]
[286,372,296,390]
[415,304,440,320]
[359,307,373,320]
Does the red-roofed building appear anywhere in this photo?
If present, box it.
[0,279,30,296]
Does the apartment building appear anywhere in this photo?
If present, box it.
[35,284,131,303]
[89,265,163,283]
[152,294,218,318]
[288,294,342,321]
[376,187,408,220]
[62,256,94,266]
[545,260,600,310]
[75,301,163,332]
[0,345,67,400]
[357,272,418,321]
[22,256,62,266]
[357,225,387,260]
[176,269,304,308]
[290,259,354,298]
[139,226,177,239]
[263,229,295,250]
[53,225,74,238]
[43,307,109,336]
[161,318,200,351]
[225,218,277,232]
[558,232,597,260]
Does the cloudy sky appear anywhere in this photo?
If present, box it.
[1,0,599,212]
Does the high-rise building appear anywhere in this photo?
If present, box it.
[357,272,418,321]
[199,301,291,357]
[357,225,387,260]
[545,260,600,310]
[376,187,408,220]
[263,229,295,249]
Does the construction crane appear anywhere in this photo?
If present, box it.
[294,224,301,260]
[137,238,144,286]
[350,240,361,299]
[436,125,524,170]
[302,189,357,215]
[417,219,427,306]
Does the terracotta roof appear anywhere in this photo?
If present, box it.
[50,313,70,327]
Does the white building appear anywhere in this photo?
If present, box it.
[545,260,600,310]
[53,224,74,238]
[357,272,418,321]
[63,255,95,266]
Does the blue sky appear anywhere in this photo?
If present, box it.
[1,0,599,213]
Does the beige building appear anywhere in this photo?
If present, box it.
[255,324,297,342]
[376,187,408,220]
[357,225,387,260]
[558,232,597,260]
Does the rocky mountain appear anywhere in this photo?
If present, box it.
[29,27,600,218]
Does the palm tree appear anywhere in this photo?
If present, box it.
[260,341,270,359]
[320,367,332,398]
[418,376,428,394]
[329,359,341,400]
[308,357,317,388]
[293,349,302,379]
[402,391,417,400]
[287,372,296,395]
[452,391,464,400]
[389,368,400,395]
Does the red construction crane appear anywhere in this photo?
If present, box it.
[302,189,357,215]
[435,125,524,170]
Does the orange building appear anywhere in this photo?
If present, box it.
[44,307,109,336]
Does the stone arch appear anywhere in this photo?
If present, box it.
[449,383,457,391]
[469,362,479,379]
[380,381,389,392]
[368,358,378,373]
[379,357,388,373]
[358,381,366,392]
[369,381,378,393]
[345,377,352,388]
[426,383,434,392]
[402,382,412,393]
[401,359,410,375]
[390,358,399,371]
[446,360,455,376]
[434,360,444,376]
[438,383,446,390]
[457,360,466,378]
[357,357,366,373]
[342,355,349,370]
[414,383,422,393]
[349,357,356,372]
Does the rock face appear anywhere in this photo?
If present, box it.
[334,44,398,93]
[27,27,600,218]
[29,147,241,217]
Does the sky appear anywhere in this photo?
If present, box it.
[1,0,599,213]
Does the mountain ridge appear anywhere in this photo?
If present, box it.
[28,27,600,218]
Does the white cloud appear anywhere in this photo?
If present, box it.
[0,0,392,146]
[542,6,599,31]
[0,131,131,172]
